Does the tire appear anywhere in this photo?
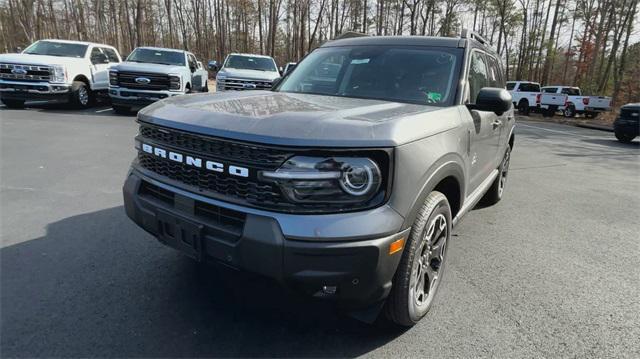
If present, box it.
[384,191,451,327]
[70,81,93,109]
[2,99,25,109]
[480,145,511,206]
[615,131,636,143]
[585,112,599,119]
[517,100,530,116]
[563,104,576,118]
[112,105,131,115]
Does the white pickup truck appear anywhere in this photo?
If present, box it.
[108,47,209,114]
[507,81,567,116]
[541,86,612,118]
[0,39,121,109]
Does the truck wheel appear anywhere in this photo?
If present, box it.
[480,145,511,206]
[384,191,451,327]
[112,105,131,115]
[517,100,530,115]
[563,105,576,118]
[1,99,25,109]
[70,81,93,109]
[615,131,636,143]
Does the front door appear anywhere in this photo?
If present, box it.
[89,47,110,90]
[464,50,502,193]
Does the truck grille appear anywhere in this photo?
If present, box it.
[116,71,170,90]
[218,78,273,91]
[0,63,52,82]
[620,108,639,121]
[136,123,296,210]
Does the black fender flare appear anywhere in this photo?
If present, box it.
[400,156,466,230]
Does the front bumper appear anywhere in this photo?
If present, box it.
[123,170,408,307]
[109,87,185,110]
[0,80,71,102]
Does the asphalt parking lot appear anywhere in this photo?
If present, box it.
[1,104,639,358]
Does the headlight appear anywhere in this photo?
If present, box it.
[169,75,181,90]
[109,71,118,86]
[261,156,385,207]
[51,65,66,83]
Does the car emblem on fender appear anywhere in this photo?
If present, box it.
[135,77,151,84]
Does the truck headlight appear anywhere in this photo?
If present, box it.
[261,155,386,207]
[51,65,66,83]
[169,75,181,90]
[109,71,118,86]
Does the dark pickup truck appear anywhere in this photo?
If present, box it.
[123,31,515,327]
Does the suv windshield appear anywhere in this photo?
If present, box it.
[224,55,277,72]
[276,46,462,106]
[23,41,88,58]
[126,48,185,66]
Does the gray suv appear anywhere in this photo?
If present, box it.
[123,31,515,327]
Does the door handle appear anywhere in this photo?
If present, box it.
[492,119,502,128]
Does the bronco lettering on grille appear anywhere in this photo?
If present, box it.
[141,143,249,178]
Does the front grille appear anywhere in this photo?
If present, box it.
[0,63,51,82]
[219,78,273,91]
[139,124,290,168]
[138,153,285,207]
[620,108,639,121]
[116,71,170,90]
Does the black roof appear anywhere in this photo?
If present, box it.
[321,35,497,55]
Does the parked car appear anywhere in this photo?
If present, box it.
[108,47,208,114]
[210,53,280,91]
[0,39,121,109]
[123,31,515,327]
[541,86,611,118]
[507,81,540,115]
[613,103,639,143]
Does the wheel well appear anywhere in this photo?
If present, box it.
[73,75,90,86]
[518,98,528,105]
[434,176,461,219]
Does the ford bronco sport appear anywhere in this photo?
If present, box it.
[123,31,515,327]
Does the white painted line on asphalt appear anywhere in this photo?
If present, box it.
[517,123,604,138]
[95,108,112,113]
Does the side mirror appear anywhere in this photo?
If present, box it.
[468,88,512,115]
[92,53,109,64]
[279,66,284,75]
[208,60,219,72]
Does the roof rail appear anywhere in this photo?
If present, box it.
[334,31,370,40]
[460,28,489,45]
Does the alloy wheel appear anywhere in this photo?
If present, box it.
[410,213,448,307]
[78,86,89,106]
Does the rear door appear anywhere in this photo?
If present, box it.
[464,50,502,192]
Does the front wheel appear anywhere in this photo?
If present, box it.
[1,99,25,109]
[517,100,530,115]
[384,191,451,327]
[615,131,636,143]
[70,81,93,109]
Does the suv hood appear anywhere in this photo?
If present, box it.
[0,53,85,66]
[138,91,461,147]
[218,68,280,81]
[113,61,185,74]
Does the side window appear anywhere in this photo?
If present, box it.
[520,83,541,92]
[468,51,489,103]
[188,54,197,70]
[101,48,120,63]
[506,82,515,90]
[486,56,504,88]
[90,48,107,64]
